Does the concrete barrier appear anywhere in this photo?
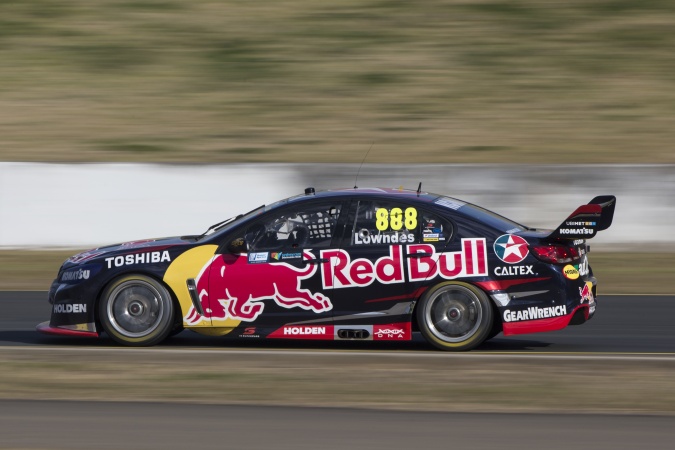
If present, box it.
[1,162,670,249]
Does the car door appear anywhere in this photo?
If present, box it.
[203,201,347,335]
[324,198,454,339]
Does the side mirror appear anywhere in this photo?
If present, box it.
[227,237,248,254]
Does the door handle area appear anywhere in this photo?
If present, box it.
[407,253,433,258]
[304,258,329,265]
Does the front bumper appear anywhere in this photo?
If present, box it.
[47,275,100,333]
[36,321,99,338]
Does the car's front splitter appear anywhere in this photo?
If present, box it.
[36,321,99,338]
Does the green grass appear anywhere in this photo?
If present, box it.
[0,0,674,163]
[0,250,672,294]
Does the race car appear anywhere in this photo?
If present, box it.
[37,187,616,351]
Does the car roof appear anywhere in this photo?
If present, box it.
[283,187,526,233]
[288,187,444,204]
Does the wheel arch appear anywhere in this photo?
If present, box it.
[413,280,497,351]
[411,281,501,332]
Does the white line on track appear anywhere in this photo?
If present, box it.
[3,345,675,362]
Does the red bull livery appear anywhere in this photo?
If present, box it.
[37,187,616,351]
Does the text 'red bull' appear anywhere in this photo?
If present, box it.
[185,251,332,325]
[320,238,487,288]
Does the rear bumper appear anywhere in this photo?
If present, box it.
[36,321,99,338]
[502,304,592,336]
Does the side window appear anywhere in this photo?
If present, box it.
[350,201,452,246]
[247,203,342,251]
[418,210,451,244]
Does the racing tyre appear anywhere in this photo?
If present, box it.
[99,274,174,346]
[417,281,493,351]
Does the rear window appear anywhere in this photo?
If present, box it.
[435,197,526,233]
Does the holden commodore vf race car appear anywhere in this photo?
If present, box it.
[37,187,615,351]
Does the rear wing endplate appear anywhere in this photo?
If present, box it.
[547,195,616,240]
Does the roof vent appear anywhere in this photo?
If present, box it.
[305,187,315,195]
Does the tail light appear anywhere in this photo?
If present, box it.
[531,244,579,264]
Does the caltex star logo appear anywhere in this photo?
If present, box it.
[493,234,529,264]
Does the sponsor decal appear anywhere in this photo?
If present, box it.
[577,259,589,276]
[565,221,596,227]
[185,240,485,325]
[559,228,594,235]
[285,326,326,335]
[268,325,334,340]
[374,328,404,339]
[53,304,87,314]
[321,238,487,289]
[321,245,405,288]
[580,281,594,304]
[373,323,410,340]
[573,239,584,246]
[494,265,534,276]
[248,252,269,264]
[422,230,441,242]
[354,232,415,245]
[105,251,171,269]
[562,265,579,280]
[493,234,529,264]
[421,222,445,241]
[239,327,260,338]
[267,323,411,341]
[407,240,488,282]
[503,305,567,323]
[185,251,332,325]
[435,198,465,210]
[271,251,303,261]
[61,268,90,282]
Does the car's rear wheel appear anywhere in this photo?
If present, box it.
[99,274,174,346]
[417,281,493,351]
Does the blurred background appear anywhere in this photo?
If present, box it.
[0,0,673,163]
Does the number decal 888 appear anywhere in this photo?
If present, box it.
[375,207,417,231]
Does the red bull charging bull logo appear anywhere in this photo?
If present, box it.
[185,250,331,324]
[579,281,594,304]
[184,239,486,325]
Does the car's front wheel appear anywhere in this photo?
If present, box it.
[99,274,174,346]
[417,281,493,351]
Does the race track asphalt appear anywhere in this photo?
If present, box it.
[1,400,674,450]
[1,291,674,448]
[2,291,673,353]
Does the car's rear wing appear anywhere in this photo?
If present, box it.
[547,195,616,240]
